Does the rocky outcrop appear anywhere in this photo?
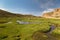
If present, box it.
[42,8,60,19]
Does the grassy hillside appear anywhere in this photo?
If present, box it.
[0,10,60,40]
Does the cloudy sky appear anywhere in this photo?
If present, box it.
[0,0,60,16]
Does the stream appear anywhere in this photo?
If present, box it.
[7,20,56,40]
[45,24,56,40]
[46,25,56,33]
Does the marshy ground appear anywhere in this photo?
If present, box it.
[0,17,60,40]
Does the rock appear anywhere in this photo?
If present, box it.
[42,8,60,19]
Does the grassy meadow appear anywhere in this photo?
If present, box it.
[0,17,60,40]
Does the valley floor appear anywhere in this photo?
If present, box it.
[0,17,60,40]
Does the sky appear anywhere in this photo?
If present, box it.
[0,0,60,16]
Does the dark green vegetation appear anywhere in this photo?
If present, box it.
[0,10,60,40]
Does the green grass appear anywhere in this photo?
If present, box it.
[0,17,60,40]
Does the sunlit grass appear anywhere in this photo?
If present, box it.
[0,17,60,40]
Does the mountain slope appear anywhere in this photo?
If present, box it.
[42,8,60,19]
[0,9,24,17]
[0,9,41,19]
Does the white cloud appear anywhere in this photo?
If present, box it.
[34,0,54,9]
[41,0,54,9]
[0,7,13,13]
[0,8,7,10]
[42,8,54,13]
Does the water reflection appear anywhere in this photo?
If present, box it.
[16,20,41,24]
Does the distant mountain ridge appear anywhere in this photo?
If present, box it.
[0,9,24,17]
[0,9,41,18]
[42,8,60,19]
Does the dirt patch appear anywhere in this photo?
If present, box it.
[32,31,48,40]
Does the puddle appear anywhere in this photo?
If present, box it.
[16,20,30,24]
[16,20,41,24]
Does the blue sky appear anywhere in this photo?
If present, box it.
[0,0,60,16]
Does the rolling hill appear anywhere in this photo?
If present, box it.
[0,9,41,18]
